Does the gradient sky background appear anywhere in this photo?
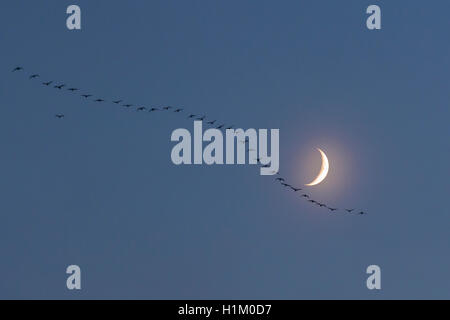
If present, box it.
[0,0,449,299]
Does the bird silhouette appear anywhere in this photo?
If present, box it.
[345,209,355,213]
[12,67,23,72]
[95,99,105,102]
[54,84,66,89]
[358,211,367,215]
[216,124,224,129]
[42,81,53,86]
[67,88,78,92]
[290,187,302,192]
[55,114,64,119]
[207,120,216,125]
[275,178,285,182]
[123,104,133,108]
[137,107,146,111]
[81,94,92,98]
[149,107,159,112]
[328,207,338,211]
[301,194,310,198]
[29,74,40,79]
[188,114,196,118]
[163,106,172,110]
[174,108,183,113]
[197,116,206,121]
[113,100,122,104]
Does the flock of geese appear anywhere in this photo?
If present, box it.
[11,66,367,216]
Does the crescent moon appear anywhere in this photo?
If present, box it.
[305,148,329,186]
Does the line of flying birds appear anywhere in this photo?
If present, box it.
[11,66,367,216]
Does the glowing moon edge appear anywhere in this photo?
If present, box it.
[305,148,329,186]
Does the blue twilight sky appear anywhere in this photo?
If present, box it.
[0,0,449,299]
